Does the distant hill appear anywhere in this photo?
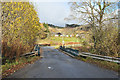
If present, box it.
[48,24,91,35]
[48,24,64,29]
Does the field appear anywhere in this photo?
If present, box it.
[37,36,85,46]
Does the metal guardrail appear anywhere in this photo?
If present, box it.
[3,44,41,64]
[24,44,40,57]
[15,44,41,58]
[59,46,120,63]
[34,44,38,51]
[60,46,79,56]
[79,52,120,63]
[21,52,36,57]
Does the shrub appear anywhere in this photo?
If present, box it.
[2,2,45,63]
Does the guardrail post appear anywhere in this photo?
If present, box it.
[38,46,40,56]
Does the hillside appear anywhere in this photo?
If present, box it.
[48,24,91,35]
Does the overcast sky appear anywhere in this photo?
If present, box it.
[32,1,118,27]
[32,2,79,27]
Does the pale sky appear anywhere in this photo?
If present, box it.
[31,1,118,27]
[32,2,79,27]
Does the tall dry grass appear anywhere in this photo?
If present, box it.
[2,39,34,64]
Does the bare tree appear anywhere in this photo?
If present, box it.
[69,1,116,45]
[67,0,119,56]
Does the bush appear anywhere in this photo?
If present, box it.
[2,2,45,63]
[91,23,120,57]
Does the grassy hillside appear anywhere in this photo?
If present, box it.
[48,24,90,35]
[36,24,91,46]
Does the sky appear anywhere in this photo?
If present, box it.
[32,2,78,27]
[31,1,119,27]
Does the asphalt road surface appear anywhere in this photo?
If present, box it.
[8,46,118,78]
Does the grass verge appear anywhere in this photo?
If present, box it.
[75,56,119,72]
[58,49,119,72]
[2,56,41,78]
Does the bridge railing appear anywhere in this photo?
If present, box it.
[59,46,120,64]
[60,46,79,56]
[13,44,41,58]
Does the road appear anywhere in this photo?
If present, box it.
[8,46,118,78]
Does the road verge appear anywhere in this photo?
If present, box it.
[58,46,119,72]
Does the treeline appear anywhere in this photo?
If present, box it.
[65,24,81,28]
[2,2,46,63]
[48,24,64,29]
